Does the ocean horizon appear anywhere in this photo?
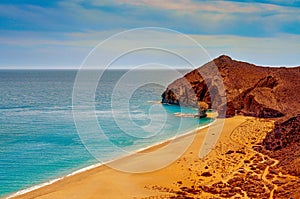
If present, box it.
[0,69,213,198]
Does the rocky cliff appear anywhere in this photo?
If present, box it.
[162,55,300,119]
[161,55,300,198]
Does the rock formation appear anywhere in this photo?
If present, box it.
[161,55,300,198]
[260,115,300,176]
[161,55,300,119]
[197,101,209,118]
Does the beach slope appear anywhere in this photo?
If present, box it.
[10,116,300,199]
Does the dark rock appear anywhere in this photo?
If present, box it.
[272,180,287,185]
[259,115,300,176]
[225,150,235,155]
[244,160,251,164]
[212,181,227,188]
[236,150,246,155]
[201,172,213,177]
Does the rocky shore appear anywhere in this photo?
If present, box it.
[11,56,299,199]
[160,55,300,198]
[146,118,300,199]
[162,55,300,119]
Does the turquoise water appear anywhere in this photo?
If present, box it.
[0,70,212,197]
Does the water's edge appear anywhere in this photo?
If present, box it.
[5,121,214,199]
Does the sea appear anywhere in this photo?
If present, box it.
[0,70,213,198]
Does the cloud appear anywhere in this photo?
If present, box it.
[0,0,299,36]
[0,0,299,68]
[0,29,299,68]
[209,0,300,8]
[89,0,299,13]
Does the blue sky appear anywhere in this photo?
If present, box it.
[0,0,299,68]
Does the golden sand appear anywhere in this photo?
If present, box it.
[11,116,296,199]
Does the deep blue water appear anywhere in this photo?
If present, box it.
[0,70,212,197]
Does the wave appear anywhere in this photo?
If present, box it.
[147,100,161,104]
[0,105,72,112]
[0,105,34,110]
[174,112,198,118]
[5,121,214,199]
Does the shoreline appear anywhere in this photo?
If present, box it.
[5,120,214,199]
[9,115,288,198]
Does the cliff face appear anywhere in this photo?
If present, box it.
[161,55,300,198]
[162,55,300,119]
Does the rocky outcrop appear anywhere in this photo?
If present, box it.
[162,55,300,119]
[259,115,300,176]
[197,101,209,118]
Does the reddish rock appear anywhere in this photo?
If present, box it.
[265,174,274,180]
[272,179,287,185]
[162,55,300,119]
[212,181,227,188]
[161,55,300,198]
[201,171,213,177]
[244,160,250,164]
[260,115,300,176]
[236,150,246,155]
[225,150,235,155]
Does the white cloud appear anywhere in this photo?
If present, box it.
[0,0,299,68]
[93,0,299,13]
[1,29,300,68]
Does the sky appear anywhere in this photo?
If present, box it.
[0,0,299,69]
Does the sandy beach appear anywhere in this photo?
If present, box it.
[8,116,299,199]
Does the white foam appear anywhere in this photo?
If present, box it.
[174,112,197,117]
[147,100,161,104]
[5,121,214,199]
[134,122,214,153]
[6,178,62,199]
[5,163,105,199]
